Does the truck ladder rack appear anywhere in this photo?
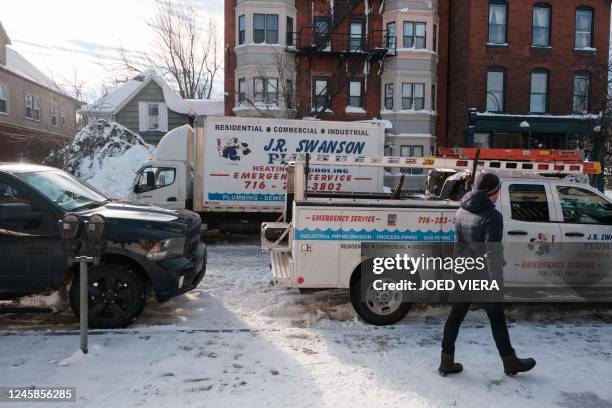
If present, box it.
[290,154,601,175]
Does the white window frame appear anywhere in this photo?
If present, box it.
[384,83,393,110]
[51,99,59,127]
[348,79,363,108]
[0,82,7,115]
[25,94,40,121]
[60,105,66,126]
[147,103,160,131]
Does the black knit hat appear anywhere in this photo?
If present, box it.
[474,172,501,196]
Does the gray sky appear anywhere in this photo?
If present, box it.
[2,0,224,101]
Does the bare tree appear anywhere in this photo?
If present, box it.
[118,0,221,99]
[581,57,612,191]
[237,53,308,118]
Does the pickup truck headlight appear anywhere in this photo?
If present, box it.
[145,237,185,260]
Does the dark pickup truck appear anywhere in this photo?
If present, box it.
[0,163,206,328]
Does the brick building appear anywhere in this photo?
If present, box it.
[224,0,611,155]
[446,0,611,149]
[224,0,442,190]
[0,21,79,162]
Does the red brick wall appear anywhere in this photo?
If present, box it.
[287,0,384,120]
[224,0,236,116]
[447,0,611,147]
[436,0,450,148]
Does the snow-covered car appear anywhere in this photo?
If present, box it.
[0,163,206,328]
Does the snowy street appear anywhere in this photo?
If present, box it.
[2,243,612,408]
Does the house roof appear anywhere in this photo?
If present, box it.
[0,21,11,45]
[186,99,224,116]
[80,71,195,116]
[1,47,68,95]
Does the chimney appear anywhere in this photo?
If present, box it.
[0,21,11,66]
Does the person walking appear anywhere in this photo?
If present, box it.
[438,172,536,377]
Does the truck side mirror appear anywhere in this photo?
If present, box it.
[0,203,37,220]
[146,171,155,188]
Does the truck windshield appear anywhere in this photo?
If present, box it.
[15,170,108,211]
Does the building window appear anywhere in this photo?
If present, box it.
[403,22,426,49]
[431,84,436,112]
[384,83,393,110]
[530,69,549,113]
[433,24,437,51]
[0,83,7,114]
[488,1,508,44]
[60,105,66,126]
[573,71,591,113]
[532,3,551,47]
[386,22,396,50]
[253,77,265,101]
[25,94,40,120]
[312,77,330,110]
[238,78,246,103]
[238,15,245,45]
[148,103,159,130]
[402,83,425,110]
[575,7,593,49]
[400,145,424,174]
[266,14,279,44]
[286,16,294,46]
[266,78,278,104]
[51,99,59,126]
[349,20,365,51]
[486,67,505,112]
[254,14,265,43]
[348,80,363,108]
[314,17,330,50]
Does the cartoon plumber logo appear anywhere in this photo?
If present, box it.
[527,232,557,256]
[217,137,252,161]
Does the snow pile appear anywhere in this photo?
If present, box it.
[45,120,154,200]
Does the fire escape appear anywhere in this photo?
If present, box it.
[289,0,394,118]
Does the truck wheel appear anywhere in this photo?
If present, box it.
[349,272,412,326]
[69,263,147,329]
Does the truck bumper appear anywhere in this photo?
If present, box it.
[153,242,207,302]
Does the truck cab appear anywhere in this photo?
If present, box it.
[0,163,206,328]
[130,125,195,211]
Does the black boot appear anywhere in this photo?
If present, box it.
[438,352,463,376]
[501,353,536,376]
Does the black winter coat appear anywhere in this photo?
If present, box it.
[454,190,505,281]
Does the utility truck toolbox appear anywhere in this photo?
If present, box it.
[261,151,610,326]
[130,116,386,232]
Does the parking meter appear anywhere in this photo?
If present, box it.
[58,213,81,260]
[83,214,106,261]
[58,213,106,354]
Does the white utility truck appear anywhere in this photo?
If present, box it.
[129,116,385,232]
[261,151,610,325]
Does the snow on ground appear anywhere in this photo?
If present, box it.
[45,120,154,200]
[1,244,612,408]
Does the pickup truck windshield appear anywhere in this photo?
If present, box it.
[15,170,108,211]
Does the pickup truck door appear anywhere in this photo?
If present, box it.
[0,176,63,297]
[499,181,562,285]
[132,165,182,209]
[551,183,612,287]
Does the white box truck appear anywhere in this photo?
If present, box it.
[129,116,386,232]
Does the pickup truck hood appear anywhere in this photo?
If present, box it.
[77,201,199,233]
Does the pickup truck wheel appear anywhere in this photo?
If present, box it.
[69,263,147,329]
[350,273,412,326]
